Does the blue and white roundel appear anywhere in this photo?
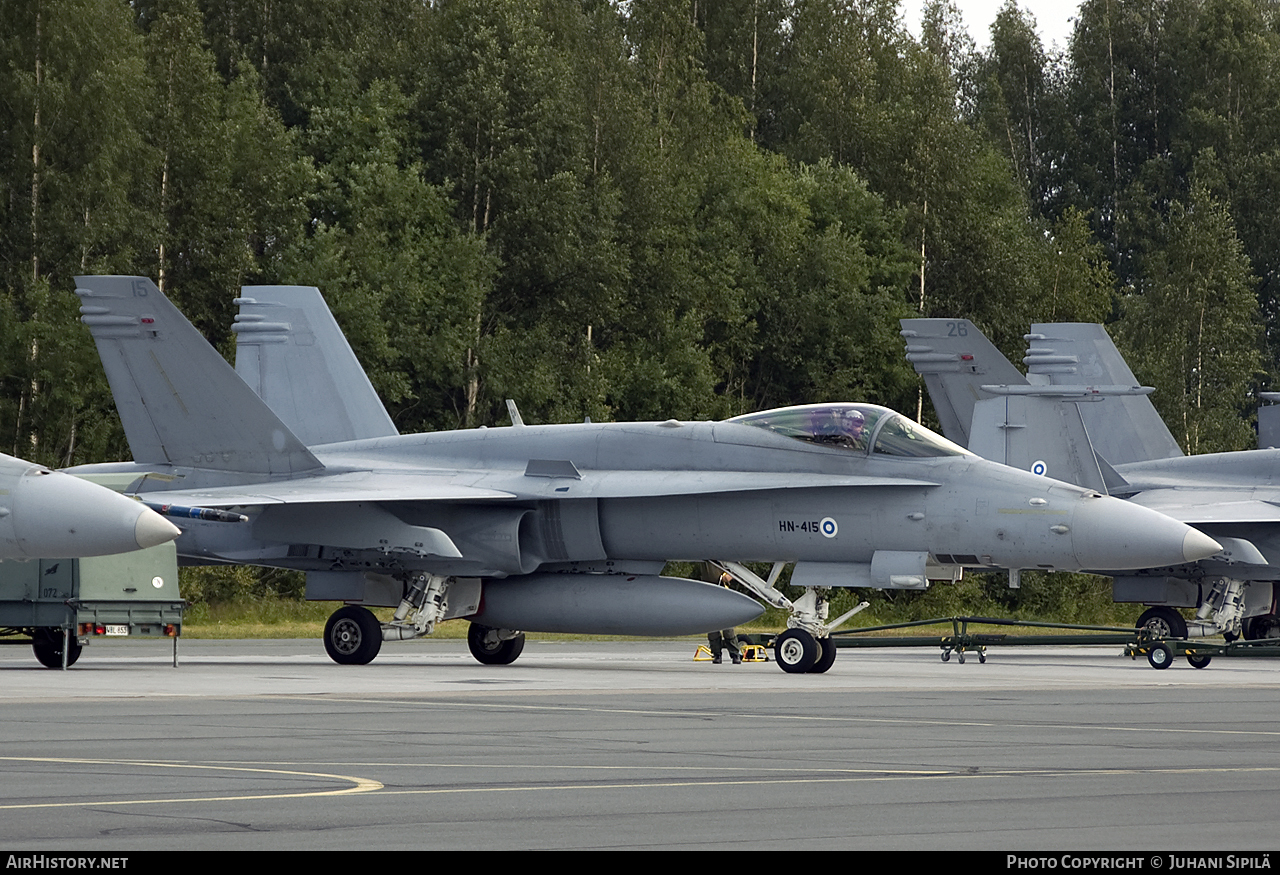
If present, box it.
[1030,460,1048,476]
[820,517,838,538]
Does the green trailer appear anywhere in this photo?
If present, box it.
[0,542,183,668]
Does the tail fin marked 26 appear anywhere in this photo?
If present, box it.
[901,318,1131,493]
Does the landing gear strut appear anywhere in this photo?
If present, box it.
[717,561,869,675]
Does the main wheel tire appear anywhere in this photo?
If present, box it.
[1147,642,1174,670]
[775,628,818,673]
[1187,653,1212,669]
[31,628,81,669]
[809,637,837,674]
[467,623,525,665]
[323,606,383,665]
[1244,613,1280,640]
[1137,606,1188,640]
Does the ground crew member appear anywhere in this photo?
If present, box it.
[701,561,742,664]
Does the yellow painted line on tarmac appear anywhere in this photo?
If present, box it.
[363,764,1280,798]
[1,757,1272,808]
[0,757,382,810]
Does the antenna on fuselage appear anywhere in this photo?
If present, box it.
[506,399,525,427]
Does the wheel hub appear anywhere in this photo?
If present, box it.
[779,638,805,665]
[332,619,361,655]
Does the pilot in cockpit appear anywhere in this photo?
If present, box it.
[810,407,868,451]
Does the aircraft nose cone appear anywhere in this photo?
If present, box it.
[1071,496,1221,570]
[9,470,182,559]
[134,508,182,549]
[1182,528,1223,563]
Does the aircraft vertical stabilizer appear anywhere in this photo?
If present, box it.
[233,286,398,446]
[904,318,1135,493]
[899,318,1028,446]
[75,276,322,475]
[1026,323,1183,463]
[970,395,1114,493]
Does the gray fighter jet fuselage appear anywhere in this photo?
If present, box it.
[68,276,1222,672]
[80,413,1214,581]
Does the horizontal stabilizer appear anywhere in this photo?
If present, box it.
[254,503,462,558]
[1129,493,1280,525]
[76,276,322,475]
[234,286,398,446]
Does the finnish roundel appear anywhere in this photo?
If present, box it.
[820,517,838,538]
[1031,460,1048,476]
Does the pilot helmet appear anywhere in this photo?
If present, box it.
[840,408,866,435]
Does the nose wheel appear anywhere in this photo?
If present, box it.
[775,629,836,673]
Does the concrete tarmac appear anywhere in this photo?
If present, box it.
[2,636,1279,851]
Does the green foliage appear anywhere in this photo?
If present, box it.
[1117,182,1262,452]
[180,565,305,603]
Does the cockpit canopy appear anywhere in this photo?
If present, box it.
[727,403,970,458]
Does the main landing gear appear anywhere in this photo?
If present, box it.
[322,574,528,667]
[467,623,526,665]
[1136,605,1188,641]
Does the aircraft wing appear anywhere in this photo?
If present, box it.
[1127,492,1280,524]
[135,470,940,507]
[133,472,517,506]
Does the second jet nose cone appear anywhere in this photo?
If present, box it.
[1071,496,1221,570]
[134,508,182,549]
[1182,528,1223,563]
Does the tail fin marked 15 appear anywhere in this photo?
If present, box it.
[233,286,398,446]
[76,276,322,475]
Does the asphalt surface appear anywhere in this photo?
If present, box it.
[2,636,1279,851]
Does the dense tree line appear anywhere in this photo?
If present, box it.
[1,0,1273,471]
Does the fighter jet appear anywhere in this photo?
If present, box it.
[902,318,1280,640]
[0,452,180,559]
[68,276,1220,673]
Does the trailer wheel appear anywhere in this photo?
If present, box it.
[323,606,382,665]
[32,628,81,669]
[1147,642,1173,670]
[1187,653,1212,669]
